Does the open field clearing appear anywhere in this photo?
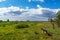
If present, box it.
[0,21,59,40]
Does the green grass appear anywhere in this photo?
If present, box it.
[0,21,59,40]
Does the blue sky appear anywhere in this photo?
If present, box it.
[0,0,60,8]
[0,0,60,21]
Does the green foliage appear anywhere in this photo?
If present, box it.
[7,19,9,22]
[50,18,53,23]
[0,21,59,40]
[55,11,60,23]
[56,11,60,20]
[15,24,29,29]
[55,11,60,27]
[28,35,40,40]
[0,20,3,22]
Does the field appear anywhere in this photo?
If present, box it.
[0,21,59,40]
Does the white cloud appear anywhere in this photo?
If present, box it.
[19,7,60,21]
[28,0,31,2]
[0,6,25,15]
[39,0,44,2]
[28,0,44,2]
[37,5,40,8]
[0,0,6,2]
[0,6,60,21]
[25,6,29,9]
[37,4,42,8]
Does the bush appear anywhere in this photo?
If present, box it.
[7,19,9,22]
[15,24,29,29]
[0,20,3,22]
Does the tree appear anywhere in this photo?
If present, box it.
[56,11,60,27]
[50,18,55,29]
[48,17,55,29]
[7,19,9,22]
[0,20,3,22]
[27,20,30,22]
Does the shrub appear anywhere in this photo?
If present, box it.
[7,19,9,22]
[0,20,3,22]
[3,24,6,27]
[15,24,29,29]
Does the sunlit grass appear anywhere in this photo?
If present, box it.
[0,21,59,40]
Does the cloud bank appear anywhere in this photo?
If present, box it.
[0,6,60,21]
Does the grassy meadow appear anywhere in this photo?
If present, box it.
[0,21,59,40]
